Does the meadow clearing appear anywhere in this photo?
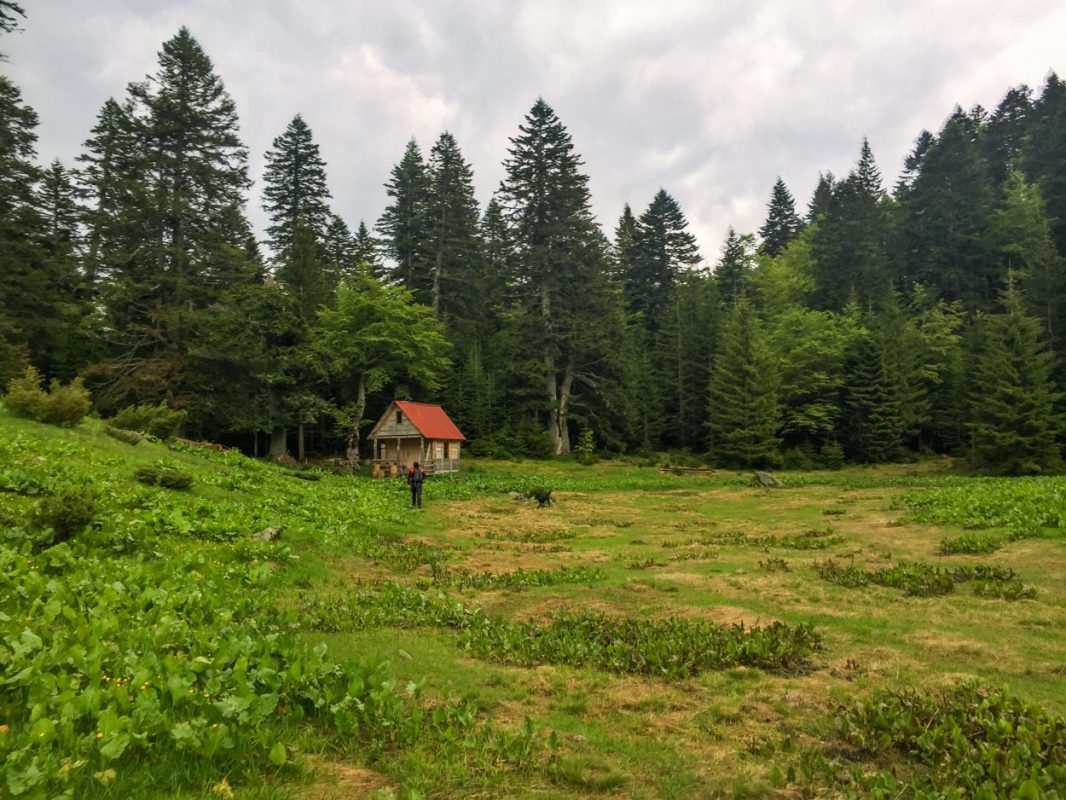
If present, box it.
[1,410,1064,798]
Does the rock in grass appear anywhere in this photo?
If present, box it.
[251,526,283,542]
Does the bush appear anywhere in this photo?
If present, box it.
[105,425,143,445]
[2,366,92,426]
[135,465,194,490]
[110,400,187,439]
[574,428,598,466]
[33,488,96,547]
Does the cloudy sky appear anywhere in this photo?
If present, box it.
[7,0,1065,261]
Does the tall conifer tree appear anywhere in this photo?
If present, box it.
[426,131,482,319]
[498,98,614,453]
[707,294,780,466]
[262,114,332,259]
[968,286,1061,474]
[377,138,432,300]
[758,177,803,257]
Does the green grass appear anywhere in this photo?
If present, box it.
[3,409,1066,798]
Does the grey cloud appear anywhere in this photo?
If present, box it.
[6,0,1065,261]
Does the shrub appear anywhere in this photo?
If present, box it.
[1,366,49,420]
[135,465,195,490]
[33,488,96,547]
[1,366,91,426]
[110,400,188,439]
[105,425,143,445]
[574,428,598,466]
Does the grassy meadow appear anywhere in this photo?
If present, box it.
[1,410,1064,798]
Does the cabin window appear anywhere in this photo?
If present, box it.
[396,410,402,425]
[444,442,450,459]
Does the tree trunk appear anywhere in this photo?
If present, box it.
[268,386,288,458]
[553,361,574,454]
[269,428,288,458]
[297,423,305,462]
[346,373,366,464]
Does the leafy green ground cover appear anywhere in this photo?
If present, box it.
[3,410,1066,798]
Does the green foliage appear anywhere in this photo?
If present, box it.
[110,401,187,439]
[134,463,195,491]
[104,425,142,445]
[814,558,1027,597]
[32,488,96,547]
[968,286,1062,475]
[707,295,781,467]
[937,532,1002,555]
[898,476,1066,538]
[574,428,597,465]
[758,557,790,572]
[836,684,1065,797]
[461,612,822,678]
[439,566,604,592]
[2,366,91,427]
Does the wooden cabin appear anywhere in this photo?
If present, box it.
[368,401,465,476]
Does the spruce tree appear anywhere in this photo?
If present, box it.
[984,85,1032,185]
[322,213,356,282]
[352,220,382,277]
[262,114,332,259]
[86,27,258,411]
[377,138,432,301]
[968,286,1061,474]
[714,227,754,305]
[625,189,701,326]
[1025,74,1066,255]
[707,294,780,467]
[994,172,1066,369]
[806,172,835,222]
[77,97,143,302]
[498,98,614,453]
[425,131,482,318]
[811,139,893,310]
[0,57,48,375]
[125,27,255,308]
[896,109,997,307]
[840,330,905,462]
[758,177,803,257]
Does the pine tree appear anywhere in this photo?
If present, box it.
[425,131,482,318]
[984,85,1032,185]
[77,97,143,302]
[895,130,934,197]
[262,114,332,260]
[707,294,780,467]
[624,189,701,326]
[321,213,356,283]
[758,177,803,257]
[1025,74,1066,255]
[994,171,1066,366]
[840,330,905,462]
[612,203,640,283]
[377,138,432,300]
[811,139,893,310]
[352,220,382,277]
[125,27,255,308]
[806,172,835,222]
[86,28,258,411]
[498,98,614,453]
[968,286,1061,474]
[896,109,997,307]
[714,227,754,305]
[0,61,48,375]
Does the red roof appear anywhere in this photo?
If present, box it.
[394,401,466,441]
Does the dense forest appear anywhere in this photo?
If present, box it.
[3,7,1066,473]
